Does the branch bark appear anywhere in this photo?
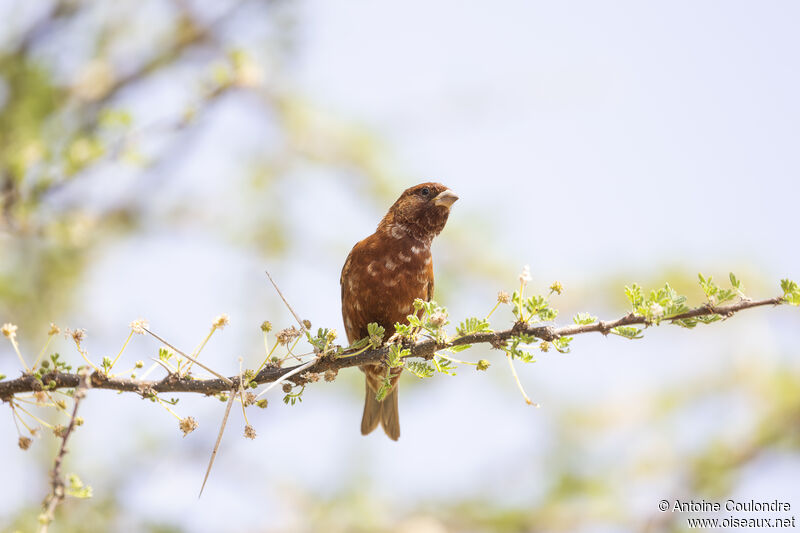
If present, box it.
[0,296,785,399]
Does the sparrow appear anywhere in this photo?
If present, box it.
[340,183,458,440]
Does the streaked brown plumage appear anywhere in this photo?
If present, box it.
[340,182,458,440]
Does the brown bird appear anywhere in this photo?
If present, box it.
[340,182,458,440]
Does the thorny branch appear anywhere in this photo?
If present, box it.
[38,370,90,533]
[0,295,786,400]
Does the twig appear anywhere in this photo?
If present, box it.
[38,371,91,533]
[142,328,233,386]
[199,270,310,496]
[254,356,319,400]
[265,270,306,332]
[199,358,247,498]
[199,387,236,498]
[505,352,538,407]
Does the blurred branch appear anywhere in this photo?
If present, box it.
[0,295,788,399]
[0,0,276,331]
[14,0,81,56]
[90,1,244,108]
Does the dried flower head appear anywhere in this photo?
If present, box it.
[256,399,268,409]
[48,323,60,336]
[539,341,550,353]
[65,328,86,344]
[179,416,198,436]
[276,326,301,346]
[301,371,321,383]
[34,391,47,403]
[244,392,256,407]
[282,382,292,393]
[324,369,338,382]
[497,291,511,304]
[549,281,563,295]
[129,318,149,335]
[18,436,32,450]
[519,265,532,285]
[476,359,491,371]
[429,312,448,328]
[52,425,66,438]
[302,319,312,330]
[260,321,272,333]
[1,323,18,340]
[244,424,257,439]
[212,314,230,329]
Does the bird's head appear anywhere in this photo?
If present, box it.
[380,182,458,242]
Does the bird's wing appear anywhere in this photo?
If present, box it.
[341,237,374,343]
[426,259,435,302]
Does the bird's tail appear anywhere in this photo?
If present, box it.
[361,380,400,441]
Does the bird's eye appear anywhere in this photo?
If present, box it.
[420,187,430,197]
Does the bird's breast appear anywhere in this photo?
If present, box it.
[341,233,433,341]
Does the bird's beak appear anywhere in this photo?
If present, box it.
[433,189,459,208]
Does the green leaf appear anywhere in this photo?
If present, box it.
[610,326,643,339]
[375,369,393,401]
[432,356,457,376]
[698,273,719,301]
[456,317,492,337]
[386,344,409,368]
[729,272,745,297]
[367,323,385,347]
[307,327,334,352]
[511,292,559,322]
[625,284,644,308]
[537,307,558,321]
[66,474,93,499]
[392,322,415,338]
[716,288,736,304]
[346,337,370,351]
[283,385,305,406]
[448,344,471,352]
[572,313,597,325]
[781,278,800,306]
[552,336,573,353]
[405,361,435,378]
[504,336,537,362]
